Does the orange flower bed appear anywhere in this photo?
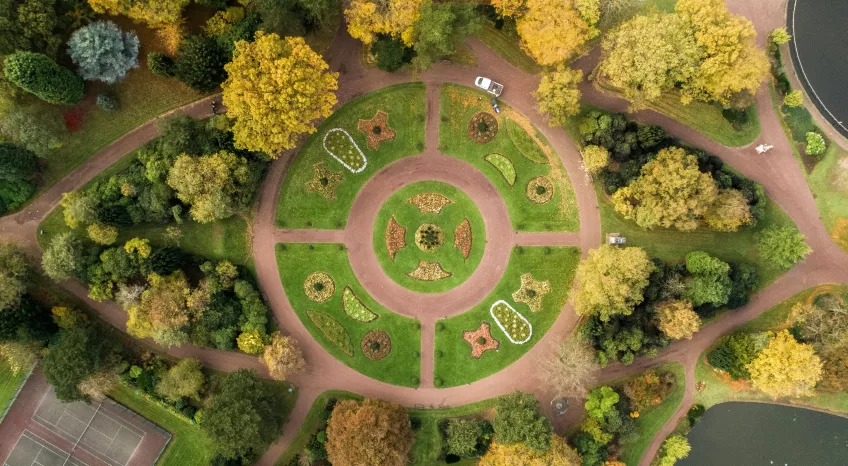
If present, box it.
[385,215,406,261]
[453,218,473,260]
[406,261,452,281]
[406,192,452,213]
[463,322,499,359]
[357,110,397,150]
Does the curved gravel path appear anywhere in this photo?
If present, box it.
[1,1,847,465]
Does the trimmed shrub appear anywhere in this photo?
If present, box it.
[372,35,413,72]
[174,35,228,92]
[147,52,176,77]
[804,132,826,156]
[783,90,803,108]
[3,52,84,104]
[96,93,118,111]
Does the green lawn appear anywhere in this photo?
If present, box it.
[695,284,848,414]
[110,384,216,466]
[617,363,686,466]
[476,25,541,75]
[409,398,500,465]
[439,84,579,232]
[276,83,427,229]
[373,181,486,293]
[434,246,580,387]
[276,243,421,387]
[0,360,30,420]
[597,184,798,290]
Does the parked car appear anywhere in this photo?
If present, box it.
[475,76,503,96]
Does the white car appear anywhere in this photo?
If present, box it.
[475,76,503,97]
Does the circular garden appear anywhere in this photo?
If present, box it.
[373,181,486,293]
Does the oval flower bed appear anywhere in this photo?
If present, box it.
[489,300,532,344]
[323,128,367,173]
[342,287,378,322]
[484,153,517,186]
[307,310,354,357]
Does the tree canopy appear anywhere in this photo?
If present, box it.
[325,398,414,466]
[516,0,599,66]
[747,330,822,398]
[42,326,120,402]
[410,0,482,71]
[0,242,29,312]
[68,20,139,84]
[538,336,599,397]
[88,0,191,28]
[535,65,583,126]
[156,357,205,401]
[757,226,811,269]
[574,245,655,321]
[4,52,84,105]
[492,391,552,452]
[480,435,580,466]
[345,0,422,45]
[656,299,701,340]
[262,332,305,381]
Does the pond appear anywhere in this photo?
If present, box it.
[679,402,848,465]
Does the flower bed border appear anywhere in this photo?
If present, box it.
[512,273,551,313]
[468,112,499,144]
[323,128,367,173]
[357,110,397,150]
[526,176,554,204]
[305,162,345,200]
[489,300,533,344]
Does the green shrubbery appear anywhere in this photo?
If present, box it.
[3,52,84,104]
[804,131,826,157]
[0,143,39,214]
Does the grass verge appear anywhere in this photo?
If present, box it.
[0,361,29,419]
[276,83,427,229]
[434,246,580,387]
[276,243,421,387]
[476,25,541,75]
[409,398,500,464]
[439,84,579,232]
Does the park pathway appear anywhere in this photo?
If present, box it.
[1,0,847,465]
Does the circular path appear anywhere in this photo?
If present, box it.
[1,1,847,465]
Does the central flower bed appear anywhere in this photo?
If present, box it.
[373,181,486,293]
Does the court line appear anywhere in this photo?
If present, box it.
[32,414,83,444]
[63,404,100,466]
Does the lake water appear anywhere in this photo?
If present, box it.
[679,402,848,466]
[789,0,848,139]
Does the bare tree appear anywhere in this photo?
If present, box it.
[538,335,600,398]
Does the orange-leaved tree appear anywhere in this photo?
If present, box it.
[326,398,414,466]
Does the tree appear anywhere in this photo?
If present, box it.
[584,386,618,421]
[704,189,751,232]
[574,245,654,321]
[656,434,690,466]
[372,36,413,72]
[0,108,64,155]
[42,233,84,281]
[0,0,62,57]
[675,0,769,107]
[87,223,118,245]
[0,242,29,312]
[707,332,766,380]
[791,295,848,351]
[445,419,489,458]
[202,369,285,458]
[60,191,98,228]
[747,330,822,398]
[68,21,139,84]
[262,332,305,381]
[88,0,191,28]
[656,299,701,340]
[757,226,811,269]
[223,33,338,156]
[804,132,826,156]
[156,357,205,401]
[174,35,229,92]
[538,335,599,397]
[783,90,803,108]
[410,1,483,71]
[51,306,87,329]
[167,151,250,223]
[3,52,84,105]
[535,65,583,126]
[147,52,175,77]
[480,435,580,466]
[78,370,118,401]
[600,13,698,106]
[490,0,526,18]
[770,27,791,45]
[42,326,120,402]
[344,0,422,45]
[135,272,192,346]
[0,341,39,375]
[685,251,731,307]
[580,145,609,175]
[325,398,414,466]
[236,328,265,354]
[516,0,599,66]
[492,391,552,451]
[0,142,37,183]
[612,147,718,231]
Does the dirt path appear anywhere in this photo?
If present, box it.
[3,1,847,465]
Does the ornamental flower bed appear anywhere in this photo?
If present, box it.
[385,215,407,261]
[305,162,344,200]
[453,218,473,260]
[304,272,335,302]
[357,110,397,150]
[406,192,452,213]
[512,273,551,312]
[490,300,532,344]
[526,176,554,204]
[468,112,498,144]
[407,261,452,281]
[360,330,392,360]
[484,153,517,186]
[342,286,378,322]
[415,223,445,252]
[323,128,367,173]
[307,310,354,357]
[462,321,500,359]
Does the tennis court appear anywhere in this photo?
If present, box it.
[31,389,145,466]
[3,430,87,466]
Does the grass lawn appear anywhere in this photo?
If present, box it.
[373,181,486,293]
[110,384,216,466]
[409,397,500,465]
[276,243,421,387]
[597,184,798,290]
[0,360,30,420]
[595,79,761,148]
[439,84,579,232]
[276,84,427,229]
[617,363,686,466]
[434,246,580,387]
[695,284,848,414]
[476,25,541,75]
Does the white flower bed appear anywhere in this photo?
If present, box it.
[323,128,367,173]
[490,300,532,344]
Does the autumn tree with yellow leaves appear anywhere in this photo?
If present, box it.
[535,64,583,127]
[223,33,338,156]
[747,330,823,398]
[479,435,580,466]
[88,0,190,28]
[574,245,655,321]
[656,299,701,340]
[516,0,599,66]
[345,0,422,45]
[262,332,305,381]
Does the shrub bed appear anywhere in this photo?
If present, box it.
[506,118,548,164]
[307,311,354,357]
[490,300,532,344]
[342,287,378,322]
[484,153,517,186]
[467,112,498,144]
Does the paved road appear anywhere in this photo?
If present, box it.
[1,0,847,464]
